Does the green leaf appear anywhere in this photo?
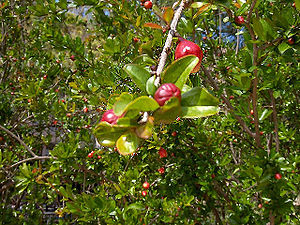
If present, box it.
[133,54,155,66]
[123,96,159,113]
[116,131,139,155]
[252,18,266,41]
[163,8,174,24]
[296,0,300,10]
[113,93,133,116]
[278,42,291,54]
[135,120,154,139]
[259,109,273,121]
[162,55,199,90]
[123,64,151,92]
[181,87,219,107]
[93,123,130,147]
[153,97,181,124]
[146,76,157,96]
[181,106,219,118]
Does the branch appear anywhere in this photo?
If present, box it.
[0,124,37,157]
[154,0,186,86]
[201,66,255,138]
[10,156,55,168]
[258,37,284,51]
[269,90,280,152]
[246,0,258,23]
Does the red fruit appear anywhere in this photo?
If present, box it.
[101,109,120,125]
[259,131,264,135]
[158,167,165,174]
[141,190,148,197]
[154,83,181,106]
[53,120,58,125]
[66,113,72,117]
[292,2,296,8]
[211,174,216,179]
[83,107,88,113]
[250,109,254,115]
[229,95,234,100]
[176,117,180,121]
[144,1,152,9]
[0,136,4,142]
[43,75,48,80]
[97,155,102,159]
[133,37,140,43]
[258,203,263,209]
[202,36,207,41]
[288,37,295,45]
[234,16,245,25]
[27,99,31,103]
[88,152,93,158]
[56,60,60,63]
[158,147,167,158]
[175,38,203,73]
[70,55,76,61]
[142,181,150,189]
[275,173,282,180]
[171,131,177,137]
[267,63,271,67]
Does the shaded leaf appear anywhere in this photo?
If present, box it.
[181,87,219,107]
[124,64,151,92]
[113,93,133,116]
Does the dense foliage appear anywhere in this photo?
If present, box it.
[0,0,299,224]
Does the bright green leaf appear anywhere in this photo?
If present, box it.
[124,64,151,92]
[181,87,219,107]
[181,106,219,118]
[116,132,139,155]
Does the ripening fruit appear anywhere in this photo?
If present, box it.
[88,152,93,158]
[142,181,150,189]
[288,37,295,45]
[171,131,177,137]
[158,147,167,158]
[234,16,245,25]
[250,110,254,115]
[175,38,203,73]
[101,109,120,125]
[133,37,140,43]
[83,107,88,113]
[141,190,148,197]
[66,113,72,118]
[70,55,76,61]
[211,174,216,179]
[158,167,165,174]
[258,203,263,209]
[144,1,152,9]
[154,83,181,106]
[274,173,282,180]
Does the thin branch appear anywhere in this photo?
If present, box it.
[269,90,280,152]
[0,124,37,157]
[258,37,284,51]
[201,66,255,138]
[235,29,240,55]
[154,0,186,86]
[10,156,54,168]
[246,0,258,23]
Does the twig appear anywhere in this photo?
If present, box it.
[0,124,37,157]
[258,37,284,51]
[201,66,255,138]
[246,0,258,23]
[10,156,55,168]
[269,90,280,152]
[229,142,238,164]
[235,29,240,55]
[154,0,186,86]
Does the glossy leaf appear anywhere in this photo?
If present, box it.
[153,97,181,124]
[144,23,163,30]
[146,76,157,96]
[123,96,159,113]
[162,55,199,90]
[163,8,174,24]
[123,64,151,92]
[116,131,139,155]
[113,93,133,116]
[181,87,219,107]
[133,54,156,66]
[181,106,219,118]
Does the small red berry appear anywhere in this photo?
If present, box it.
[258,203,263,209]
[144,1,152,9]
[250,110,254,115]
[158,147,167,158]
[288,37,295,45]
[259,131,264,135]
[141,190,147,197]
[176,117,180,121]
[0,136,4,142]
[211,174,216,179]
[229,95,234,100]
[154,83,181,106]
[88,152,93,158]
[70,55,76,61]
[53,120,58,125]
[56,60,60,63]
[234,16,245,25]
[83,107,88,113]
[267,63,271,67]
[101,109,120,125]
[142,181,150,189]
[97,155,102,159]
[43,75,48,80]
[202,36,207,41]
[66,113,72,117]
[158,167,165,174]
[171,131,177,137]
[133,37,140,43]
[274,173,282,180]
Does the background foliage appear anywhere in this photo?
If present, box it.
[0,0,299,224]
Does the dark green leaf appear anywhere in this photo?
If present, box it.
[181,87,219,107]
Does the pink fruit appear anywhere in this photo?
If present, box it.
[101,109,120,125]
[154,83,181,106]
